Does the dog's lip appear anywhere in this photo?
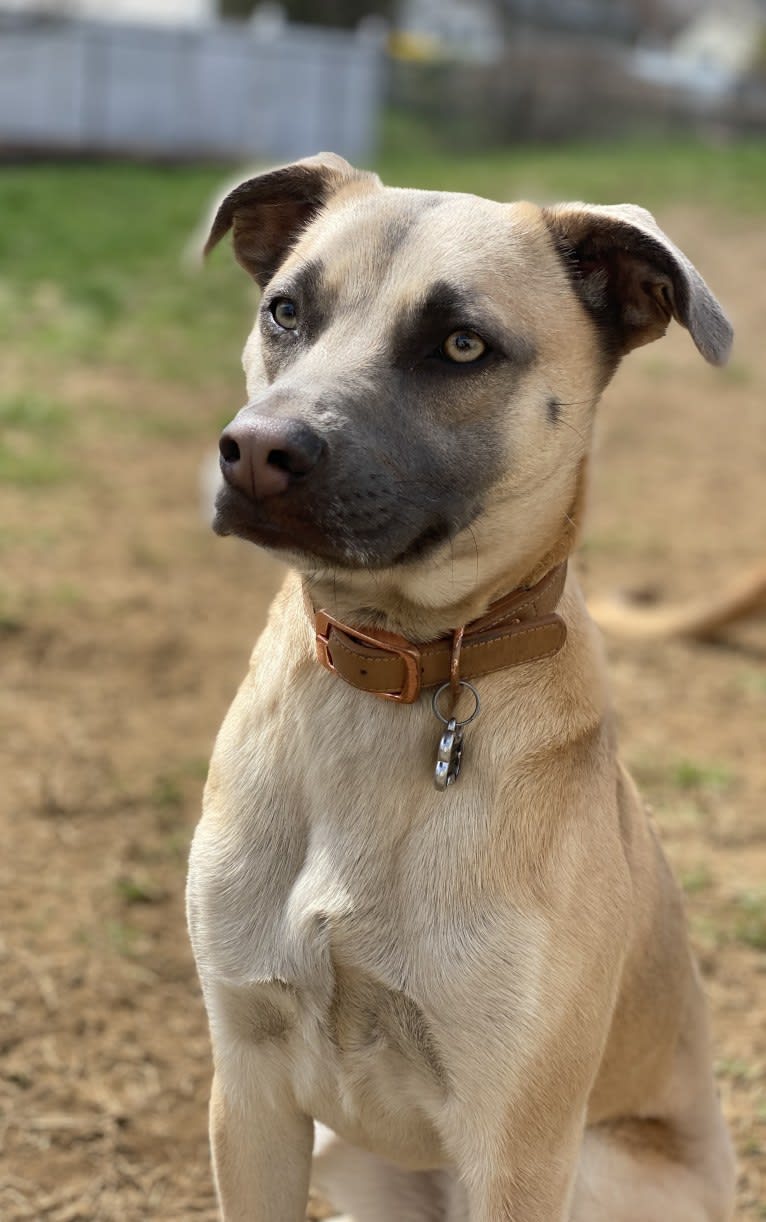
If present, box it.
[213,482,347,562]
[212,482,465,570]
[213,487,311,550]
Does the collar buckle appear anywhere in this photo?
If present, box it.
[315,611,422,703]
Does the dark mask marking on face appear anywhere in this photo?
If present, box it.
[284,256,327,307]
[215,357,501,571]
[392,279,537,372]
[260,257,335,380]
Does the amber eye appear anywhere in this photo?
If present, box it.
[441,330,487,363]
[271,298,298,330]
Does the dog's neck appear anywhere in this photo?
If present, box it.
[301,529,576,644]
[302,461,588,643]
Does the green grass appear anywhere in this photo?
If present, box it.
[151,772,185,811]
[0,162,251,381]
[0,445,71,487]
[105,918,147,958]
[681,864,714,895]
[715,1057,760,1084]
[377,113,766,212]
[630,754,735,800]
[738,670,766,698]
[0,595,24,634]
[734,892,766,952]
[671,759,734,793]
[0,391,71,433]
[0,391,74,485]
[115,872,167,905]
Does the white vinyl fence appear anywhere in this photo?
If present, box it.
[0,15,384,161]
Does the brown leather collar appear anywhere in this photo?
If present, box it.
[314,563,568,704]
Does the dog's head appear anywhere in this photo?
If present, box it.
[205,153,731,605]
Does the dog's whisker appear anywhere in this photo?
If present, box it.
[556,417,589,445]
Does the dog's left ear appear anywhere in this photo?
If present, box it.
[542,203,733,366]
[204,152,379,288]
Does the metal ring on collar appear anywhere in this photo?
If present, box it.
[431,680,481,727]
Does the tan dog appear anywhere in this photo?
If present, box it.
[187,153,736,1222]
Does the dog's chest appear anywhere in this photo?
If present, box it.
[188,659,507,1156]
[193,822,450,1162]
[244,959,447,1158]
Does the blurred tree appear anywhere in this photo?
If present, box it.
[221,0,394,25]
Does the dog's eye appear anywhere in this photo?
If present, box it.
[441,330,487,363]
[271,298,298,331]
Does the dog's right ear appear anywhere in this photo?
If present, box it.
[203,152,379,288]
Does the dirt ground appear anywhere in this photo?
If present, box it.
[1,206,764,1220]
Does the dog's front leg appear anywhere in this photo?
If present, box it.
[436,914,624,1222]
[463,1118,583,1222]
[209,1060,313,1222]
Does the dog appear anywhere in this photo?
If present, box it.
[187,152,736,1221]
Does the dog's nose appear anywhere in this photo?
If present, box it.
[218,416,325,499]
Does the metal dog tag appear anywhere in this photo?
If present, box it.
[431,680,480,792]
[434,718,463,790]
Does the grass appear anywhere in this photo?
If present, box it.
[738,671,766,698]
[151,772,185,811]
[734,893,766,952]
[681,864,714,895]
[671,759,734,793]
[0,162,251,382]
[690,891,766,955]
[115,872,167,906]
[0,391,74,485]
[377,113,766,212]
[0,446,71,487]
[0,391,71,433]
[715,1057,760,1084]
[0,599,24,634]
[105,919,147,958]
[630,754,735,800]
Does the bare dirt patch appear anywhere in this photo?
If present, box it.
[1,208,764,1220]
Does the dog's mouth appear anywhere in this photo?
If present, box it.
[213,482,458,570]
[213,484,331,558]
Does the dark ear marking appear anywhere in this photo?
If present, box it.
[543,202,733,367]
[204,152,379,288]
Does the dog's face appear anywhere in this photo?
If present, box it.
[206,154,731,595]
